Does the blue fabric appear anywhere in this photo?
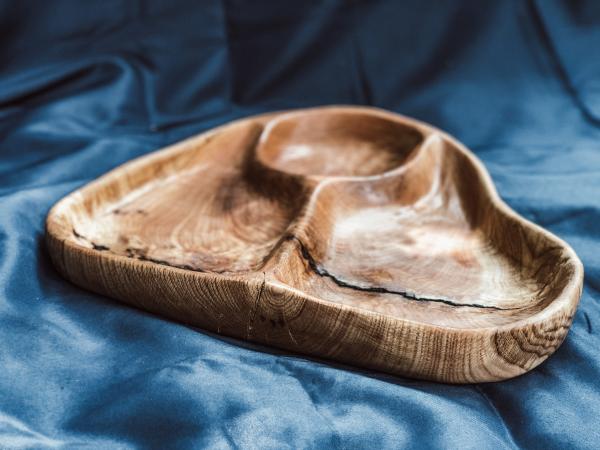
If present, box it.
[1,1,599,448]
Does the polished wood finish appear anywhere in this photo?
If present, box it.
[46,106,583,383]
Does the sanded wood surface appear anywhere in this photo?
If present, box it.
[46,106,583,383]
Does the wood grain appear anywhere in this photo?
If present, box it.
[45,106,583,383]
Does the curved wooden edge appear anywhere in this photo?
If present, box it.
[257,280,580,383]
[45,105,584,383]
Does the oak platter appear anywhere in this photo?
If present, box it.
[46,106,583,383]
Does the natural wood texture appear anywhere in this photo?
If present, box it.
[46,106,583,383]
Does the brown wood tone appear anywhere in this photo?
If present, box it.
[46,106,583,383]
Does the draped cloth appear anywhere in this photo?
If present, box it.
[1,1,599,448]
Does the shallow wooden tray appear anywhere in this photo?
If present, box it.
[46,106,583,383]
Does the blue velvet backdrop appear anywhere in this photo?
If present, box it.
[1,1,599,448]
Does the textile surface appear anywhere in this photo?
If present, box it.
[1,1,599,448]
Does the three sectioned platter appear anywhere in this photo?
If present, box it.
[46,106,583,383]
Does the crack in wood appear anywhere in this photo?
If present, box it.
[72,228,109,251]
[72,228,207,272]
[72,227,522,312]
[287,235,521,311]
[247,272,266,339]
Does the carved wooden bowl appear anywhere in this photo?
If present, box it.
[46,106,583,383]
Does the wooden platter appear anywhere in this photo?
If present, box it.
[46,106,583,383]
